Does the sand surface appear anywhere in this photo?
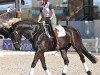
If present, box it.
[0,51,100,75]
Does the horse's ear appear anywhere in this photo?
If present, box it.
[21,0,25,5]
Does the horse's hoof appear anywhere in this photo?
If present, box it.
[62,73,66,75]
[87,71,92,75]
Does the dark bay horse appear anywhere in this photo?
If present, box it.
[0,20,97,75]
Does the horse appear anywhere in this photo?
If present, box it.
[0,20,97,75]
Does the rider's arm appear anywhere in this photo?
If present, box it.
[50,9,55,20]
[37,7,43,23]
[37,13,42,23]
[49,4,55,20]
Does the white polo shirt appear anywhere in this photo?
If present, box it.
[40,2,54,17]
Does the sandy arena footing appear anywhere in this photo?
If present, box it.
[0,50,100,75]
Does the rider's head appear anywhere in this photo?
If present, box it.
[37,0,48,4]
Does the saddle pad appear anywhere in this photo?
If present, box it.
[55,25,66,37]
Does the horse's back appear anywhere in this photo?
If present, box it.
[63,25,80,34]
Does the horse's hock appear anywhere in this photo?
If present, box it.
[0,51,100,75]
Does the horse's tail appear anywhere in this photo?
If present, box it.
[81,45,98,64]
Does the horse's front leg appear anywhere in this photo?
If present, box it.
[40,52,52,75]
[10,31,22,51]
[29,50,43,75]
[13,42,21,50]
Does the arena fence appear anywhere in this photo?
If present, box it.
[0,38,100,53]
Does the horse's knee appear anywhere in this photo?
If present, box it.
[43,66,47,70]
[80,55,85,63]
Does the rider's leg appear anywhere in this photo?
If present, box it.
[46,16,57,38]
[50,16,60,49]
[54,29,59,49]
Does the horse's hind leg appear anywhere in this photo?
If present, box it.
[40,53,52,75]
[60,49,69,75]
[72,44,91,75]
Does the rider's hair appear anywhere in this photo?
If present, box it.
[43,0,48,4]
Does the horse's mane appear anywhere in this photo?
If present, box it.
[0,19,43,38]
[13,19,41,29]
[12,19,44,33]
[17,20,40,25]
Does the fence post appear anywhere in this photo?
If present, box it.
[95,37,99,53]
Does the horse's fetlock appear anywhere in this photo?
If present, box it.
[31,62,36,68]
[87,71,92,75]
[62,73,66,75]
[43,67,47,70]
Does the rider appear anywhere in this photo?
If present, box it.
[37,0,57,39]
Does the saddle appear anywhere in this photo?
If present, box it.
[43,21,66,38]
[55,25,66,37]
[42,22,66,49]
[54,25,66,49]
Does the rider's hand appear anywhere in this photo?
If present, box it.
[37,21,42,24]
[49,18,52,20]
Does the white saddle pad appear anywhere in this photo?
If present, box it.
[55,25,66,37]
